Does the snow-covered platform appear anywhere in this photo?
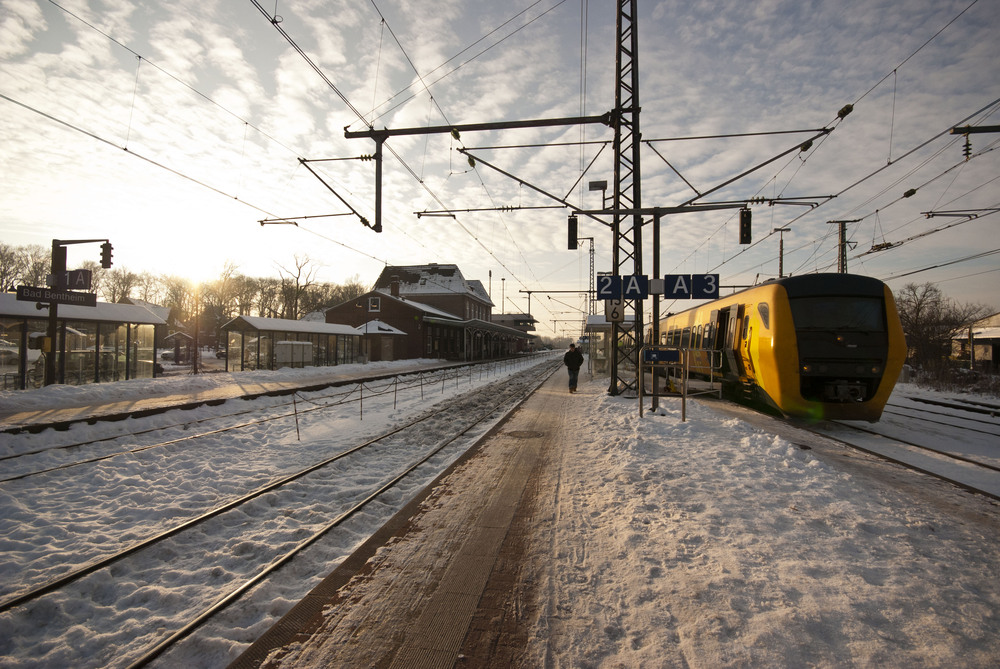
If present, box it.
[230,372,1000,668]
[230,360,568,668]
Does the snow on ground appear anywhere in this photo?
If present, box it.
[0,357,449,415]
[1,362,998,667]
[516,376,1000,667]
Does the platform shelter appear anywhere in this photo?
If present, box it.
[222,315,361,372]
[0,292,166,390]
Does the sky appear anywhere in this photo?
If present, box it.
[1,0,998,336]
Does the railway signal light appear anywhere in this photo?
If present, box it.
[568,215,578,250]
[739,208,752,245]
[100,242,113,268]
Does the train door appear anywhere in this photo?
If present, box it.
[721,304,746,380]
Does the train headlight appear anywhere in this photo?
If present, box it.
[872,365,881,374]
[801,364,811,373]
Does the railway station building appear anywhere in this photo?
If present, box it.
[323,264,533,361]
[0,292,167,391]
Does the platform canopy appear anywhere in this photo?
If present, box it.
[223,315,360,336]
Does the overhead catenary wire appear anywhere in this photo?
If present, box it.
[695,1,992,283]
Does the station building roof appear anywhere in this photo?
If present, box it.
[223,315,360,337]
[355,320,407,335]
[373,264,494,306]
[0,292,166,325]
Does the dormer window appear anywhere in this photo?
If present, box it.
[369,297,381,312]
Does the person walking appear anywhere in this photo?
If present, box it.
[563,343,584,393]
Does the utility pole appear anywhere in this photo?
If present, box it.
[773,226,791,277]
[828,220,858,273]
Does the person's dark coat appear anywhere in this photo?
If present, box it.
[564,347,584,371]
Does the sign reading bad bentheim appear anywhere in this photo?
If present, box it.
[16,285,98,307]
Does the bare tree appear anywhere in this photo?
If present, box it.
[135,271,164,304]
[19,245,50,287]
[256,277,281,318]
[162,275,195,326]
[0,243,27,291]
[101,267,139,303]
[276,255,320,320]
[232,274,259,316]
[895,282,992,368]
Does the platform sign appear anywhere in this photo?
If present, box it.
[16,285,97,307]
[663,274,692,299]
[663,273,720,299]
[605,299,624,323]
[692,273,720,299]
[596,275,621,299]
[49,269,93,291]
[642,347,681,364]
[621,274,648,299]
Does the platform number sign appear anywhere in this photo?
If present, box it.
[596,275,621,299]
[663,273,720,300]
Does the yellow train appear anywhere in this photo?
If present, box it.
[652,273,906,421]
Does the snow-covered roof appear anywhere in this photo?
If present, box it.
[958,327,1000,340]
[223,315,360,336]
[0,292,166,325]
[585,313,635,331]
[374,264,494,306]
[356,320,407,335]
[371,291,462,320]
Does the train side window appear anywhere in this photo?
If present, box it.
[741,315,750,340]
[696,324,704,349]
[757,303,770,329]
[682,327,691,348]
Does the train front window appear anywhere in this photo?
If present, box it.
[789,297,884,331]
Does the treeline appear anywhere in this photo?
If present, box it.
[1,243,369,330]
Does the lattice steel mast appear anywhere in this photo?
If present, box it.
[609,0,643,396]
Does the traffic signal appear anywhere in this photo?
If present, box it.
[568,215,578,250]
[739,208,752,245]
[100,242,113,268]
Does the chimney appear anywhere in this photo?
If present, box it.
[390,275,400,297]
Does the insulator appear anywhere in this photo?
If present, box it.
[903,188,917,198]
[837,104,853,119]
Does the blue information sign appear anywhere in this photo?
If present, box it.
[622,274,649,299]
[643,347,681,364]
[692,273,720,299]
[663,274,692,298]
[596,275,621,299]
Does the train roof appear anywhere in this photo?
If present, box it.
[766,273,887,298]
[663,274,889,320]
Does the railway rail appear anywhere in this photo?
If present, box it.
[0,357,558,668]
[0,360,523,484]
[802,394,1000,500]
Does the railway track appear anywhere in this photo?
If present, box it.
[805,395,1000,500]
[0,357,558,668]
[0,362,507,484]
